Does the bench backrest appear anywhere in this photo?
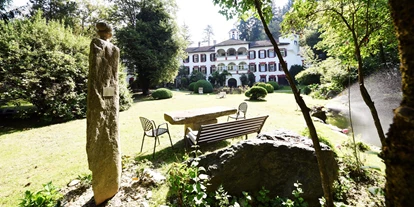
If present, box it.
[196,115,269,145]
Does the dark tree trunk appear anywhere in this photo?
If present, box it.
[384,0,414,206]
[138,74,150,96]
[253,1,334,206]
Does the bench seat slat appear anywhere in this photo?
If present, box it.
[187,115,268,147]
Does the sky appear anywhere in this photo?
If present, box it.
[11,0,288,46]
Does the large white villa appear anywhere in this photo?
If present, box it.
[181,29,303,87]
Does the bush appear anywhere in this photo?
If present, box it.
[302,86,311,95]
[296,68,321,85]
[268,81,280,90]
[254,82,274,93]
[118,69,133,111]
[193,80,213,93]
[0,12,132,121]
[151,88,173,99]
[19,182,62,207]
[245,86,268,100]
[188,82,196,91]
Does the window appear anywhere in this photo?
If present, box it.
[249,64,256,72]
[259,50,266,59]
[218,64,225,71]
[183,56,189,63]
[269,76,276,82]
[278,61,287,71]
[193,54,199,63]
[210,65,216,73]
[260,76,266,82]
[268,49,275,58]
[248,51,256,59]
[200,54,206,62]
[185,66,190,75]
[280,49,287,57]
[210,53,216,61]
[268,63,275,72]
[238,63,248,70]
[193,66,199,72]
[200,66,206,74]
[228,63,236,71]
[218,50,226,57]
[259,63,266,72]
[228,48,236,56]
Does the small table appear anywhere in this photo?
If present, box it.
[164,106,237,137]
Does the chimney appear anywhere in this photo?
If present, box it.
[198,42,200,47]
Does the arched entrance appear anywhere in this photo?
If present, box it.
[228,78,237,88]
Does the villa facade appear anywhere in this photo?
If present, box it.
[182,30,303,87]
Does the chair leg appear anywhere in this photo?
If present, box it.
[153,136,158,159]
[158,136,161,145]
[140,135,146,152]
[167,132,174,149]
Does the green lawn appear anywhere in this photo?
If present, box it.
[0,90,383,206]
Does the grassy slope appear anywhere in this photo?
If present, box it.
[0,90,383,206]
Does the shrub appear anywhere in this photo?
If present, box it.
[268,81,280,90]
[245,86,267,100]
[19,182,62,207]
[254,82,274,93]
[193,80,213,93]
[302,86,311,95]
[0,12,132,121]
[118,70,133,111]
[296,68,321,85]
[188,82,196,91]
[151,88,173,99]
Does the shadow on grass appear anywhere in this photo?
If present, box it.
[0,114,74,136]
[133,136,238,167]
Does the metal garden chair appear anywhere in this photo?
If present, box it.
[227,102,248,121]
[139,117,173,158]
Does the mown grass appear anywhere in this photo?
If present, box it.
[0,90,384,206]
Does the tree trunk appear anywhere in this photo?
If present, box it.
[253,1,334,206]
[384,0,414,206]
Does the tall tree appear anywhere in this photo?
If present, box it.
[203,24,214,46]
[283,0,395,147]
[181,22,192,46]
[384,0,414,206]
[114,0,185,95]
[213,0,335,206]
[29,0,79,29]
[237,17,266,41]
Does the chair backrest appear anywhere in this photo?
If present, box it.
[238,102,248,117]
[139,117,155,134]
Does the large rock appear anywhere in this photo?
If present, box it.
[86,22,121,205]
[197,129,338,207]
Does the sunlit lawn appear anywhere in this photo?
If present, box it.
[0,90,383,206]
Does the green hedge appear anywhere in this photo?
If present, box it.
[188,82,196,91]
[193,80,213,93]
[268,81,280,90]
[151,88,173,99]
[245,86,268,100]
[254,82,274,93]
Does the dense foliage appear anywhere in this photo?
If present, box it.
[193,80,213,94]
[254,82,274,93]
[0,13,88,121]
[267,81,280,90]
[0,12,132,121]
[151,88,173,100]
[188,82,196,92]
[114,0,186,95]
[245,86,267,100]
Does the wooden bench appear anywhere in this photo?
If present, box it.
[185,115,269,147]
